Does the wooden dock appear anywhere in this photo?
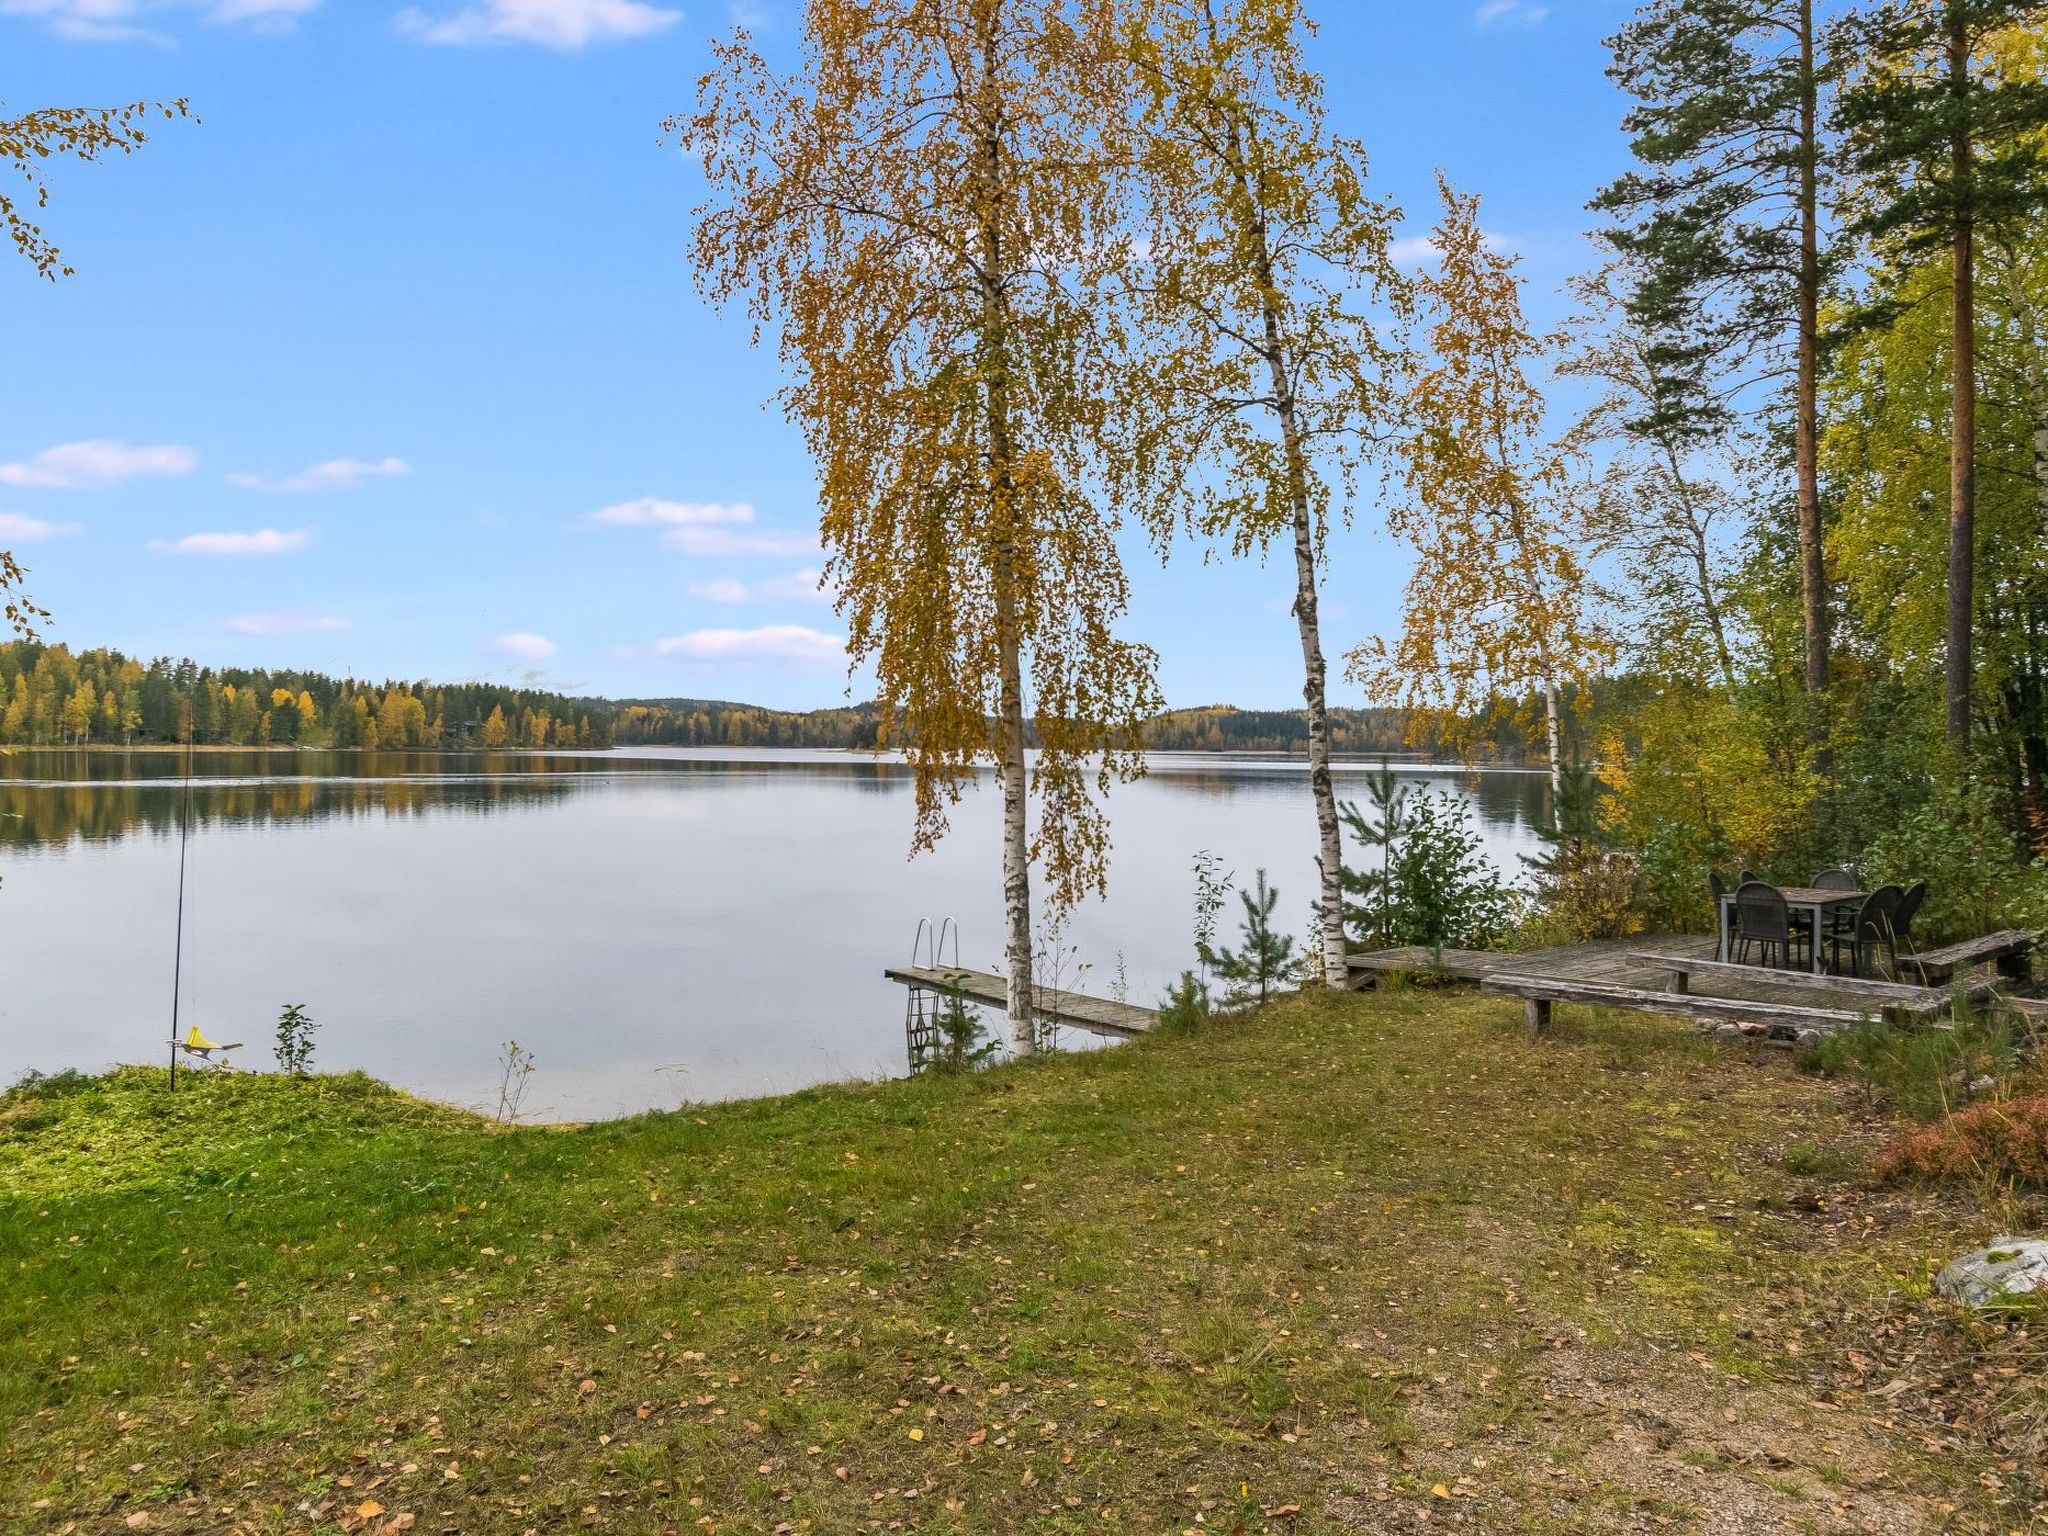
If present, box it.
[884,966,1157,1039]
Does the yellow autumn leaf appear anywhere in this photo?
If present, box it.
[356,1500,385,1520]
[908,1427,924,1441]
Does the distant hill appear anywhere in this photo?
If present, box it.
[0,640,1531,757]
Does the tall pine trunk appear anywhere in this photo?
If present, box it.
[1794,0,1831,728]
[1946,0,1976,751]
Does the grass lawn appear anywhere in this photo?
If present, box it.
[3,986,2043,1535]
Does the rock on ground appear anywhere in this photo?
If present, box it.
[1935,1236,2048,1308]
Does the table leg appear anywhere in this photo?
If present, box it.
[1717,897,1730,963]
[1810,907,1826,975]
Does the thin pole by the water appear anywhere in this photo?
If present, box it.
[168,723,194,1089]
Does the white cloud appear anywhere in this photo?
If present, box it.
[227,456,411,493]
[224,611,348,636]
[0,439,197,489]
[150,528,310,555]
[585,497,755,528]
[492,631,559,661]
[0,0,317,40]
[687,576,751,604]
[0,512,81,542]
[396,0,679,49]
[1475,0,1548,27]
[585,497,818,557]
[653,625,845,667]
[661,526,819,558]
[689,567,833,605]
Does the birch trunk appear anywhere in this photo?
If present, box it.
[1220,104,1349,990]
[1542,675,1564,803]
[973,15,1036,1053]
[995,572,1035,1052]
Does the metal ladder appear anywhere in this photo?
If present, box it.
[904,917,961,1074]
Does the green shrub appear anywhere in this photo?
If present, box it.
[1156,970,1213,1032]
[1340,777,1518,952]
[1862,777,2048,944]
[1803,1009,2019,1121]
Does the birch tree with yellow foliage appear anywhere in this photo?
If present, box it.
[1125,0,1408,989]
[1347,179,1610,799]
[4,95,191,637]
[682,0,1160,1051]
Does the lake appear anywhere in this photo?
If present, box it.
[0,748,1549,1119]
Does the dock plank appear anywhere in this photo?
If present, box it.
[885,966,1156,1039]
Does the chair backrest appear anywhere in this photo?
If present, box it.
[1855,884,1905,942]
[1710,869,1728,904]
[1740,868,1765,886]
[1893,881,1927,940]
[1813,866,1858,890]
[1734,880,1788,941]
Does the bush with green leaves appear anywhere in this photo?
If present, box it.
[1802,1006,2021,1121]
[1861,776,2048,944]
[1516,763,1643,944]
[273,1004,317,1077]
[1339,775,1518,952]
[1155,970,1213,1032]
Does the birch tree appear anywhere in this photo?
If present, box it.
[683,0,1160,1052]
[1122,0,1408,989]
[1562,262,1740,690]
[1346,179,1611,799]
[3,95,190,636]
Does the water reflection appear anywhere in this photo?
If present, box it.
[0,748,1547,1117]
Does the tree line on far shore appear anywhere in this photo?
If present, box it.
[0,641,1490,758]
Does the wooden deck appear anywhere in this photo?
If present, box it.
[1346,933,2026,1038]
[884,966,1157,1039]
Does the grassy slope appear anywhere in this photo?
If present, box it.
[1,990,2038,1535]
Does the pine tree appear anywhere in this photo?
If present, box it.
[1837,0,2048,747]
[1203,869,1294,1006]
[1593,0,1838,722]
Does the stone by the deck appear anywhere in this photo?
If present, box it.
[1935,1236,2048,1308]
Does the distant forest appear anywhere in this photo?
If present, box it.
[0,642,1534,758]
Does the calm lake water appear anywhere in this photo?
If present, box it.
[0,747,1548,1119]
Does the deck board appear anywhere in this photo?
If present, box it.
[1343,932,1977,1027]
[884,966,1156,1039]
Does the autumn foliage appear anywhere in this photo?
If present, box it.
[1873,1095,2048,1189]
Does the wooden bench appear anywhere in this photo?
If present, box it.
[1624,951,1955,1025]
[1480,973,1863,1043]
[1901,930,2034,985]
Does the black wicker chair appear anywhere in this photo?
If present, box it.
[1891,881,1927,960]
[1835,885,1904,978]
[1734,881,1807,969]
[1813,867,1859,944]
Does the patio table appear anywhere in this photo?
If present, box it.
[1717,887,1868,975]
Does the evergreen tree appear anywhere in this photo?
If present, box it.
[1593,0,1840,719]
[1837,0,2048,748]
[1203,869,1294,1006]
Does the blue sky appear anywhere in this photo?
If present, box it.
[4,0,1631,709]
